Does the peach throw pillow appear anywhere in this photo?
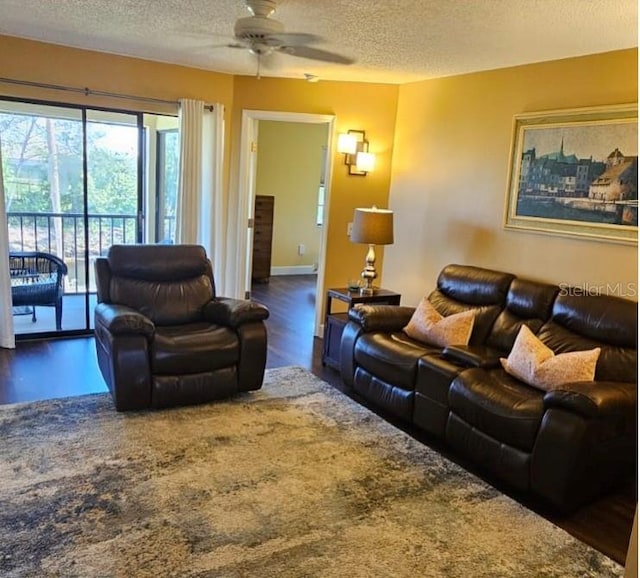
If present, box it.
[403,297,474,348]
[500,325,601,391]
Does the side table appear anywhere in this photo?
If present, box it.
[322,287,401,370]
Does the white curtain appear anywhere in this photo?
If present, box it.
[176,99,228,295]
[0,136,15,349]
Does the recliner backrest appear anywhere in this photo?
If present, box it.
[428,264,515,345]
[485,278,559,353]
[536,293,638,383]
[97,244,216,326]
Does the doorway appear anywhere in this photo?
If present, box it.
[236,110,335,336]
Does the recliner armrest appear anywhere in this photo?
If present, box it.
[94,303,155,337]
[204,297,269,328]
[442,345,503,369]
[543,381,637,419]
[347,304,415,332]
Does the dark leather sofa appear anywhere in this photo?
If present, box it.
[340,264,637,511]
[94,244,270,411]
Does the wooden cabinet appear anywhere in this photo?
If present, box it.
[252,195,274,283]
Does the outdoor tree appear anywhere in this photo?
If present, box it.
[1,113,139,256]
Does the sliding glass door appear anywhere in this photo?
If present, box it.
[153,127,179,244]
[85,110,142,330]
[1,99,180,338]
[0,100,142,337]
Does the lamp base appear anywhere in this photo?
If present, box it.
[359,243,377,297]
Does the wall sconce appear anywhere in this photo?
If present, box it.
[337,129,376,176]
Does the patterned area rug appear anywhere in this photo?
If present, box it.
[0,366,623,577]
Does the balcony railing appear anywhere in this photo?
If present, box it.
[7,211,176,293]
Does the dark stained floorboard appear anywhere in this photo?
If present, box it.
[0,274,635,565]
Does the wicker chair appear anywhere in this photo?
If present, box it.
[9,251,68,331]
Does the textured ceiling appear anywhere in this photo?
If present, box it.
[0,0,637,84]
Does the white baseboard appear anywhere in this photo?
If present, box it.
[271,265,316,276]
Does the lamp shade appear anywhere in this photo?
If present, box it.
[337,133,358,154]
[350,207,394,245]
[355,151,375,173]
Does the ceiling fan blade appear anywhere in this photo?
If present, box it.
[187,43,235,54]
[267,32,323,46]
[278,45,355,65]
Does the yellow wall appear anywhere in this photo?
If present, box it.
[0,36,235,111]
[231,76,399,299]
[0,35,399,311]
[386,49,638,305]
[0,35,237,251]
[2,35,636,313]
[255,121,327,269]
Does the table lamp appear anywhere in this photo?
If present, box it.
[350,206,394,296]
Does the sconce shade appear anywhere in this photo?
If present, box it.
[337,132,358,154]
[356,151,375,173]
[350,207,394,245]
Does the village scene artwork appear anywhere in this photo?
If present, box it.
[512,119,638,230]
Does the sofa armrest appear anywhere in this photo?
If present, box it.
[94,303,155,337]
[348,304,415,333]
[203,297,269,328]
[543,381,637,419]
[442,345,503,369]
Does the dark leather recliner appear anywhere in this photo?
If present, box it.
[94,244,269,411]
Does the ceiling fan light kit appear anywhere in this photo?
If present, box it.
[245,0,279,18]
[234,15,284,40]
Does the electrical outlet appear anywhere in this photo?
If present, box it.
[347,222,353,236]
[298,244,305,256]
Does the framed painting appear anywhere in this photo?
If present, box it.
[504,104,638,244]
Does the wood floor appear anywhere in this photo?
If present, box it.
[0,274,635,565]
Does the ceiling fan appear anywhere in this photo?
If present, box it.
[225,0,354,77]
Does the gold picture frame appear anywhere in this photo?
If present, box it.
[504,104,638,244]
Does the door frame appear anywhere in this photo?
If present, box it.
[235,109,335,336]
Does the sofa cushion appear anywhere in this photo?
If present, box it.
[404,297,474,347]
[152,322,239,375]
[354,332,438,390]
[426,265,514,346]
[449,367,545,452]
[485,278,559,352]
[108,244,211,281]
[110,276,214,326]
[435,264,515,305]
[501,325,600,391]
[106,244,215,325]
[537,293,638,383]
[551,293,637,347]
